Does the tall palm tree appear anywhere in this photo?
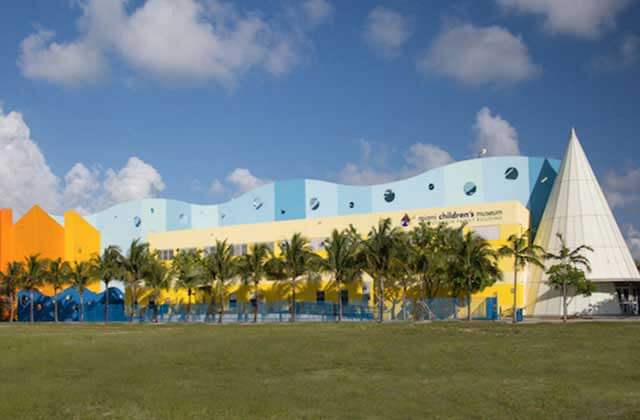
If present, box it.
[123,239,151,321]
[360,218,401,323]
[452,231,502,321]
[22,255,46,323]
[91,246,124,323]
[545,233,593,322]
[204,240,239,324]
[267,233,319,322]
[498,230,546,324]
[173,249,205,322]
[144,257,173,323]
[238,243,271,323]
[68,261,94,322]
[46,258,71,323]
[0,261,24,323]
[388,232,415,321]
[321,228,363,322]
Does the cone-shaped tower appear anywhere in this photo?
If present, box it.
[529,129,640,316]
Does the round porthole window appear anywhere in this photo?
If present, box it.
[280,209,286,215]
[348,201,355,209]
[133,216,142,228]
[428,183,435,191]
[150,208,155,214]
[384,189,396,203]
[505,167,519,180]
[252,198,263,210]
[463,182,477,196]
[309,197,320,211]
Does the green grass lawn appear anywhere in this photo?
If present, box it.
[1,322,639,419]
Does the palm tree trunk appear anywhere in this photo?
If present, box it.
[79,291,84,322]
[337,280,343,323]
[9,291,14,323]
[512,263,519,324]
[378,276,384,323]
[291,279,296,322]
[402,285,407,321]
[218,283,224,324]
[30,289,34,323]
[54,287,59,323]
[104,281,110,324]
[253,280,259,323]
[562,280,567,323]
[187,289,192,322]
[466,277,472,321]
[131,284,137,322]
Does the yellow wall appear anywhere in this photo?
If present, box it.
[148,201,530,316]
[64,210,101,263]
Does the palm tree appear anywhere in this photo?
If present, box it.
[46,258,71,323]
[144,257,173,322]
[545,233,594,322]
[173,249,205,322]
[360,218,401,323]
[91,246,124,323]
[238,243,271,323]
[452,231,502,321]
[321,228,362,322]
[22,255,46,323]
[68,261,94,322]
[0,261,24,323]
[267,233,319,322]
[123,239,151,321]
[388,232,415,321]
[204,240,239,324]
[498,230,545,324]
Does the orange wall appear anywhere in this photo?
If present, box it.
[12,206,65,262]
[0,209,13,272]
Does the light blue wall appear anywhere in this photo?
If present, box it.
[81,156,560,252]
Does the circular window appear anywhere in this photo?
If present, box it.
[505,167,519,180]
[221,213,226,219]
[309,197,320,211]
[348,201,355,209]
[280,209,286,215]
[384,189,396,203]
[463,182,477,196]
[252,198,263,210]
[150,208,155,214]
[133,216,142,228]
[428,183,435,191]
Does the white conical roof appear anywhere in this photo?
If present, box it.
[534,129,640,282]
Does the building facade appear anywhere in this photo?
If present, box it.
[1,130,638,318]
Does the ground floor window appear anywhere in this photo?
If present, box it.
[616,284,640,315]
[316,291,325,304]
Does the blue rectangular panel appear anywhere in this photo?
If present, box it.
[275,180,306,221]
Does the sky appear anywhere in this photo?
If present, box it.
[1,0,639,255]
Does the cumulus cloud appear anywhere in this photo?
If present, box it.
[418,23,539,85]
[209,179,225,195]
[0,108,60,215]
[338,140,454,185]
[473,107,520,156]
[19,0,332,86]
[363,7,414,59]
[206,168,270,198]
[0,106,165,216]
[18,30,105,85]
[604,165,640,209]
[496,0,632,39]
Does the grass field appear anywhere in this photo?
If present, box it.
[1,322,639,419]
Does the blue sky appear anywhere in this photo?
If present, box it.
[1,0,639,253]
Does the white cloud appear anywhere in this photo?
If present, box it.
[303,0,334,26]
[103,157,165,204]
[226,168,268,194]
[338,140,454,185]
[418,23,539,85]
[0,108,61,215]
[473,107,520,156]
[363,7,414,59]
[496,0,632,39]
[209,179,225,195]
[604,166,640,209]
[592,35,640,72]
[18,30,105,85]
[0,106,165,216]
[624,225,640,261]
[19,0,331,86]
